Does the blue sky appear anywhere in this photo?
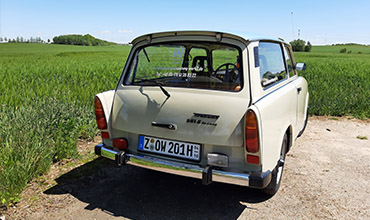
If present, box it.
[1,0,369,45]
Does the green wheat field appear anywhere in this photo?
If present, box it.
[1,43,370,206]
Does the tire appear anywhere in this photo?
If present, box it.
[262,133,288,196]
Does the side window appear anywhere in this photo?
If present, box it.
[258,42,287,88]
[283,46,294,77]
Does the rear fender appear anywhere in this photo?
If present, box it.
[96,90,115,132]
[252,104,294,173]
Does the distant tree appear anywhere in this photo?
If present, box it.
[340,48,347,53]
[0,37,3,42]
[304,41,312,52]
[53,34,116,46]
[4,37,7,42]
[290,39,313,52]
[290,39,306,52]
[47,39,50,43]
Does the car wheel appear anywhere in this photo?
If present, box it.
[261,133,288,196]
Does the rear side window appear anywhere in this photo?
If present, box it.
[258,42,287,88]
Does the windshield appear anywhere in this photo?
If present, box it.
[124,42,242,92]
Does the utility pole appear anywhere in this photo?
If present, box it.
[298,29,300,39]
[291,12,294,41]
[0,0,2,38]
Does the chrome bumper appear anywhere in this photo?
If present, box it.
[95,144,271,188]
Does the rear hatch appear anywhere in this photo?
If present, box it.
[111,39,250,149]
[112,86,248,146]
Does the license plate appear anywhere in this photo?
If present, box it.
[138,136,201,161]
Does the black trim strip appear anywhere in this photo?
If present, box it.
[254,80,296,105]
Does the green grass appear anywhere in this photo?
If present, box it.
[0,43,130,206]
[295,46,370,118]
[1,43,370,207]
[310,45,370,54]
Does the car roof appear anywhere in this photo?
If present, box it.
[131,30,285,45]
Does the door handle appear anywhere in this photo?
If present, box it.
[297,87,302,94]
[151,121,177,130]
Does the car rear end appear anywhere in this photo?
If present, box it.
[94,31,271,188]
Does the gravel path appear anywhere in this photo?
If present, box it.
[4,116,370,220]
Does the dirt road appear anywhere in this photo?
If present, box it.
[4,117,370,219]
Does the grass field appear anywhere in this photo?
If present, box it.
[1,43,370,206]
[295,45,370,118]
[0,43,130,205]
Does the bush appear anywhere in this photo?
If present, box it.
[340,48,347,53]
[290,39,312,52]
[290,39,306,51]
[304,41,312,52]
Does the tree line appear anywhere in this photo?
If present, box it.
[52,34,116,46]
[0,36,48,43]
[0,34,116,46]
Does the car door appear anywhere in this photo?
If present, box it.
[283,45,308,134]
[253,41,298,171]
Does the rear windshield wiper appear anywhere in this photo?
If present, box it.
[135,78,171,98]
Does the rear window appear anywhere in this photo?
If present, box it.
[124,42,242,92]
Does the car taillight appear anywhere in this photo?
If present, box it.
[113,138,128,150]
[94,96,107,130]
[245,110,259,153]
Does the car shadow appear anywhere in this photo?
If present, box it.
[45,158,272,219]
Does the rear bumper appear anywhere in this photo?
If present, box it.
[95,144,271,188]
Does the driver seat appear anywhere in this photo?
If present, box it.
[191,56,208,74]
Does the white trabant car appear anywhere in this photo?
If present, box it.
[94,31,309,195]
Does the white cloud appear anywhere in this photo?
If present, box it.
[99,30,112,34]
[118,30,133,34]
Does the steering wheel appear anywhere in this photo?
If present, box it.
[214,63,238,82]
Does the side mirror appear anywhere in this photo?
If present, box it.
[296,63,306,71]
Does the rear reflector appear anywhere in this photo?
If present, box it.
[245,110,259,153]
[101,131,110,139]
[247,155,260,164]
[113,138,128,150]
[94,96,107,130]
